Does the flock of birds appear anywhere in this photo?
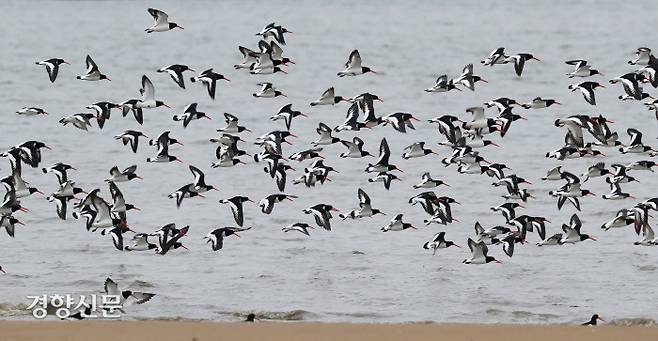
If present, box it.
[1,7,658,322]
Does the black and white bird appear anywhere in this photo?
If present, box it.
[481,47,508,66]
[173,103,212,128]
[46,180,84,220]
[59,113,95,131]
[151,224,189,255]
[124,233,158,252]
[582,162,610,182]
[145,8,183,33]
[619,128,656,155]
[582,314,606,326]
[368,172,401,190]
[402,142,436,159]
[235,46,258,69]
[219,196,255,226]
[135,75,170,110]
[568,81,605,105]
[505,53,541,76]
[258,194,297,214]
[565,60,602,78]
[310,87,347,106]
[424,75,460,93]
[157,64,194,89]
[339,188,385,220]
[337,50,376,77]
[628,47,654,65]
[36,58,70,82]
[16,107,48,116]
[303,204,339,230]
[42,162,76,184]
[491,202,523,223]
[381,112,420,133]
[561,214,596,244]
[413,172,448,189]
[168,184,203,208]
[108,182,139,222]
[114,130,148,153]
[188,165,216,193]
[423,232,461,255]
[312,123,341,146]
[549,183,596,211]
[365,138,402,173]
[282,222,313,236]
[626,160,656,172]
[609,73,643,101]
[334,102,364,132]
[256,23,292,45]
[86,102,121,129]
[454,63,487,90]
[253,82,286,98]
[217,113,251,134]
[104,277,155,307]
[521,97,561,109]
[270,104,307,131]
[190,69,230,99]
[289,147,323,162]
[381,214,415,232]
[105,165,142,182]
[339,137,371,158]
[203,227,251,251]
[463,238,501,264]
[146,137,182,163]
[602,180,634,200]
[76,55,110,81]
[1,215,25,238]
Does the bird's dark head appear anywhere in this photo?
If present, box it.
[169,22,184,30]
[0,266,5,274]
[29,187,44,195]
[100,74,111,81]
[155,101,171,109]
[403,222,416,230]
[363,67,377,74]
[590,69,602,76]
[486,256,502,264]
[582,190,596,197]
[126,204,141,211]
[274,90,287,97]
[245,313,259,322]
[282,57,295,65]
[591,314,605,323]
[581,234,597,241]
[372,209,386,216]
[219,74,231,82]
[9,217,23,226]
[473,75,488,83]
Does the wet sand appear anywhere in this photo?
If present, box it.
[1,321,657,341]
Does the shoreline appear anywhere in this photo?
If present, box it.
[1,321,658,341]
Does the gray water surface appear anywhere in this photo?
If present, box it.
[0,0,657,324]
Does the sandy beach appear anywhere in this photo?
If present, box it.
[1,321,657,341]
